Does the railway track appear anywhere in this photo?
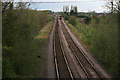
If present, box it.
[53,16,104,79]
[53,17,73,79]
[60,18,103,79]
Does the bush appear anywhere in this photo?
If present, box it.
[2,9,49,78]
[61,12,69,20]
[89,14,119,77]
[84,16,91,24]
[68,16,77,26]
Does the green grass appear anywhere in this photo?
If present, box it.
[66,17,93,48]
[35,21,53,39]
[33,21,53,77]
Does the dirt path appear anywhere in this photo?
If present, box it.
[47,18,57,78]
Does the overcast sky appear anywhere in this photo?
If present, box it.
[10,0,116,2]
[29,1,110,13]
[2,0,116,12]
[5,0,115,13]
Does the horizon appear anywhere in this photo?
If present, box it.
[29,1,111,13]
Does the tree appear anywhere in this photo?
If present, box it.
[2,2,11,13]
[68,16,77,26]
[2,2,30,13]
[111,1,113,13]
[70,5,78,16]
[63,6,69,13]
[74,6,78,14]
[115,1,120,12]
[105,1,120,13]
[15,2,30,9]
[84,16,91,24]
[70,5,74,16]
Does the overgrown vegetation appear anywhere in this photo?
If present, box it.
[68,16,77,26]
[2,5,53,78]
[60,12,69,20]
[65,13,119,77]
[66,16,92,48]
[89,14,118,77]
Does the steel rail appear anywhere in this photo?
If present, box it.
[53,17,73,79]
[53,17,60,80]
[61,19,104,79]
[58,18,74,80]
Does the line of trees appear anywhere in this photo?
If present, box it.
[2,2,50,78]
[87,1,120,77]
[63,5,78,16]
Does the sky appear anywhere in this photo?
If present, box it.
[3,0,115,13]
[29,1,110,13]
[3,0,117,2]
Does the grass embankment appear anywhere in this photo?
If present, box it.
[65,18,92,49]
[2,9,54,78]
[65,14,119,77]
[34,21,53,77]
[35,22,52,39]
